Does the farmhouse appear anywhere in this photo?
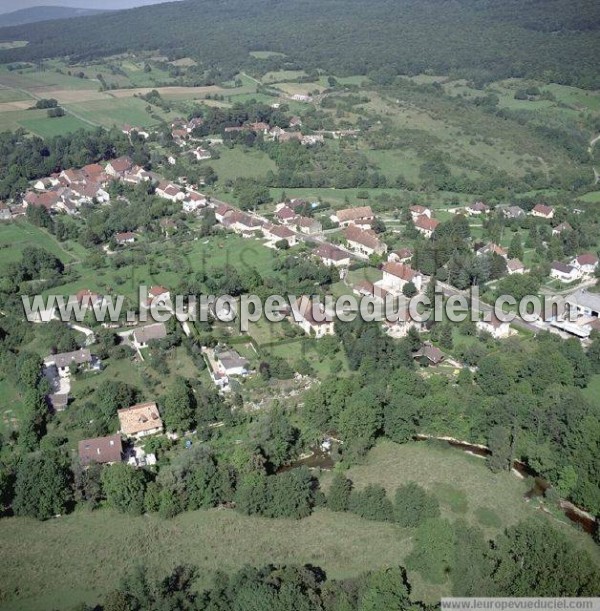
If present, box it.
[384,306,424,338]
[191,148,212,161]
[530,204,554,219]
[477,243,508,259]
[568,289,600,318]
[388,248,413,263]
[132,322,167,349]
[379,261,423,293]
[293,297,335,338]
[263,224,297,247]
[467,201,489,215]
[571,253,599,274]
[275,205,297,224]
[332,205,374,228]
[414,215,440,238]
[0,203,11,221]
[215,203,234,222]
[344,225,386,257]
[78,434,123,466]
[156,182,186,202]
[477,314,511,339]
[106,156,134,178]
[506,259,525,275]
[553,222,573,236]
[502,205,526,219]
[148,286,171,305]
[410,205,431,221]
[222,211,264,237]
[294,216,322,235]
[550,261,580,283]
[215,346,249,376]
[115,231,136,245]
[118,402,163,438]
[313,243,351,267]
[182,191,207,213]
[44,348,97,377]
[413,343,445,365]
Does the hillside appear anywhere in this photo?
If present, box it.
[0,6,108,27]
[0,0,598,87]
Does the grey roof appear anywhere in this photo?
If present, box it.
[216,348,248,371]
[45,348,92,369]
[568,289,600,313]
[133,323,167,345]
[551,261,575,274]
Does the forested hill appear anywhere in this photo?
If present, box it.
[0,0,598,87]
[0,6,108,27]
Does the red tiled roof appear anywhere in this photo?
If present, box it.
[382,261,418,281]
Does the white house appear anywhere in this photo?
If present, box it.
[118,402,163,438]
[313,244,351,267]
[530,204,554,219]
[379,261,423,293]
[344,225,386,257]
[262,224,297,247]
[571,253,599,275]
[409,205,431,222]
[477,315,511,339]
[414,215,440,238]
[132,322,167,349]
[292,297,335,338]
[331,206,374,228]
[550,261,580,283]
[506,259,525,275]
[44,348,97,377]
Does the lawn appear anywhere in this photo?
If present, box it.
[64,96,167,129]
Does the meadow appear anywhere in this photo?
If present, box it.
[0,440,596,611]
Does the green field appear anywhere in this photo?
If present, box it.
[0,440,595,611]
[65,96,166,128]
[208,147,277,181]
[0,222,79,273]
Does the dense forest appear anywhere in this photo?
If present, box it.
[0,0,598,87]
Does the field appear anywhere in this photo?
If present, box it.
[0,221,79,273]
[208,147,277,182]
[0,440,596,611]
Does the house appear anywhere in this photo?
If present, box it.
[182,191,207,213]
[410,205,431,222]
[132,322,167,349]
[506,259,525,275]
[44,348,96,377]
[571,253,599,274]
[222,211,264,237]
[118,402,163,438]
[215,346,249,376]
[550,261,580,283]
[115,231,136,245]
[156,182,186,202]
[294,216,322,235]
[344,225,386,257]
[332,206,374,228]
[78,434,123,465]
[0,203,11,221]
[59,168,84,185]
[74,289,102,308]
[301,134,324,146]
[105,156,133,178]
[313,243,351,267]
[568,289,600,318]
[553,222,572,236]
[33,176,60,191]
[191,148,211,161]
[414,215,440,238]
[467,201,489,215]
[292,297,335,338]
[530,204,554,219]
[388,248,413,263]
[477,243,508,259]
[275,205,297,224]
[477,314,511,339]
[263,224,297,247]
[413,343,445,365]
[48,393,69,411]
[384,305,424,338]
[380,261,423,293]
[502,205,526,220]
[148,286,171,305]
[215,203,233,223]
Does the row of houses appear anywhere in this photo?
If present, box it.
[550,253,599,283]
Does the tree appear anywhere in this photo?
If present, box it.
[18,389,48,451]
[492,518,600,596]
[13,452,72,520]
[406,518,455,584]
[394,482,440,527]
[402,281,418,298]
[508,234,524,261]
[101,463,146,515]
[349,484,394,522]
[327,472,353,512]
[487,425,512,473]
[162,377,195,433]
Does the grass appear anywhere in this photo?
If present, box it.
[65,97,166,129]
[207,147,277,182]
[19,114,94,138]
[2,440,596,610]
[0,222,78,273]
